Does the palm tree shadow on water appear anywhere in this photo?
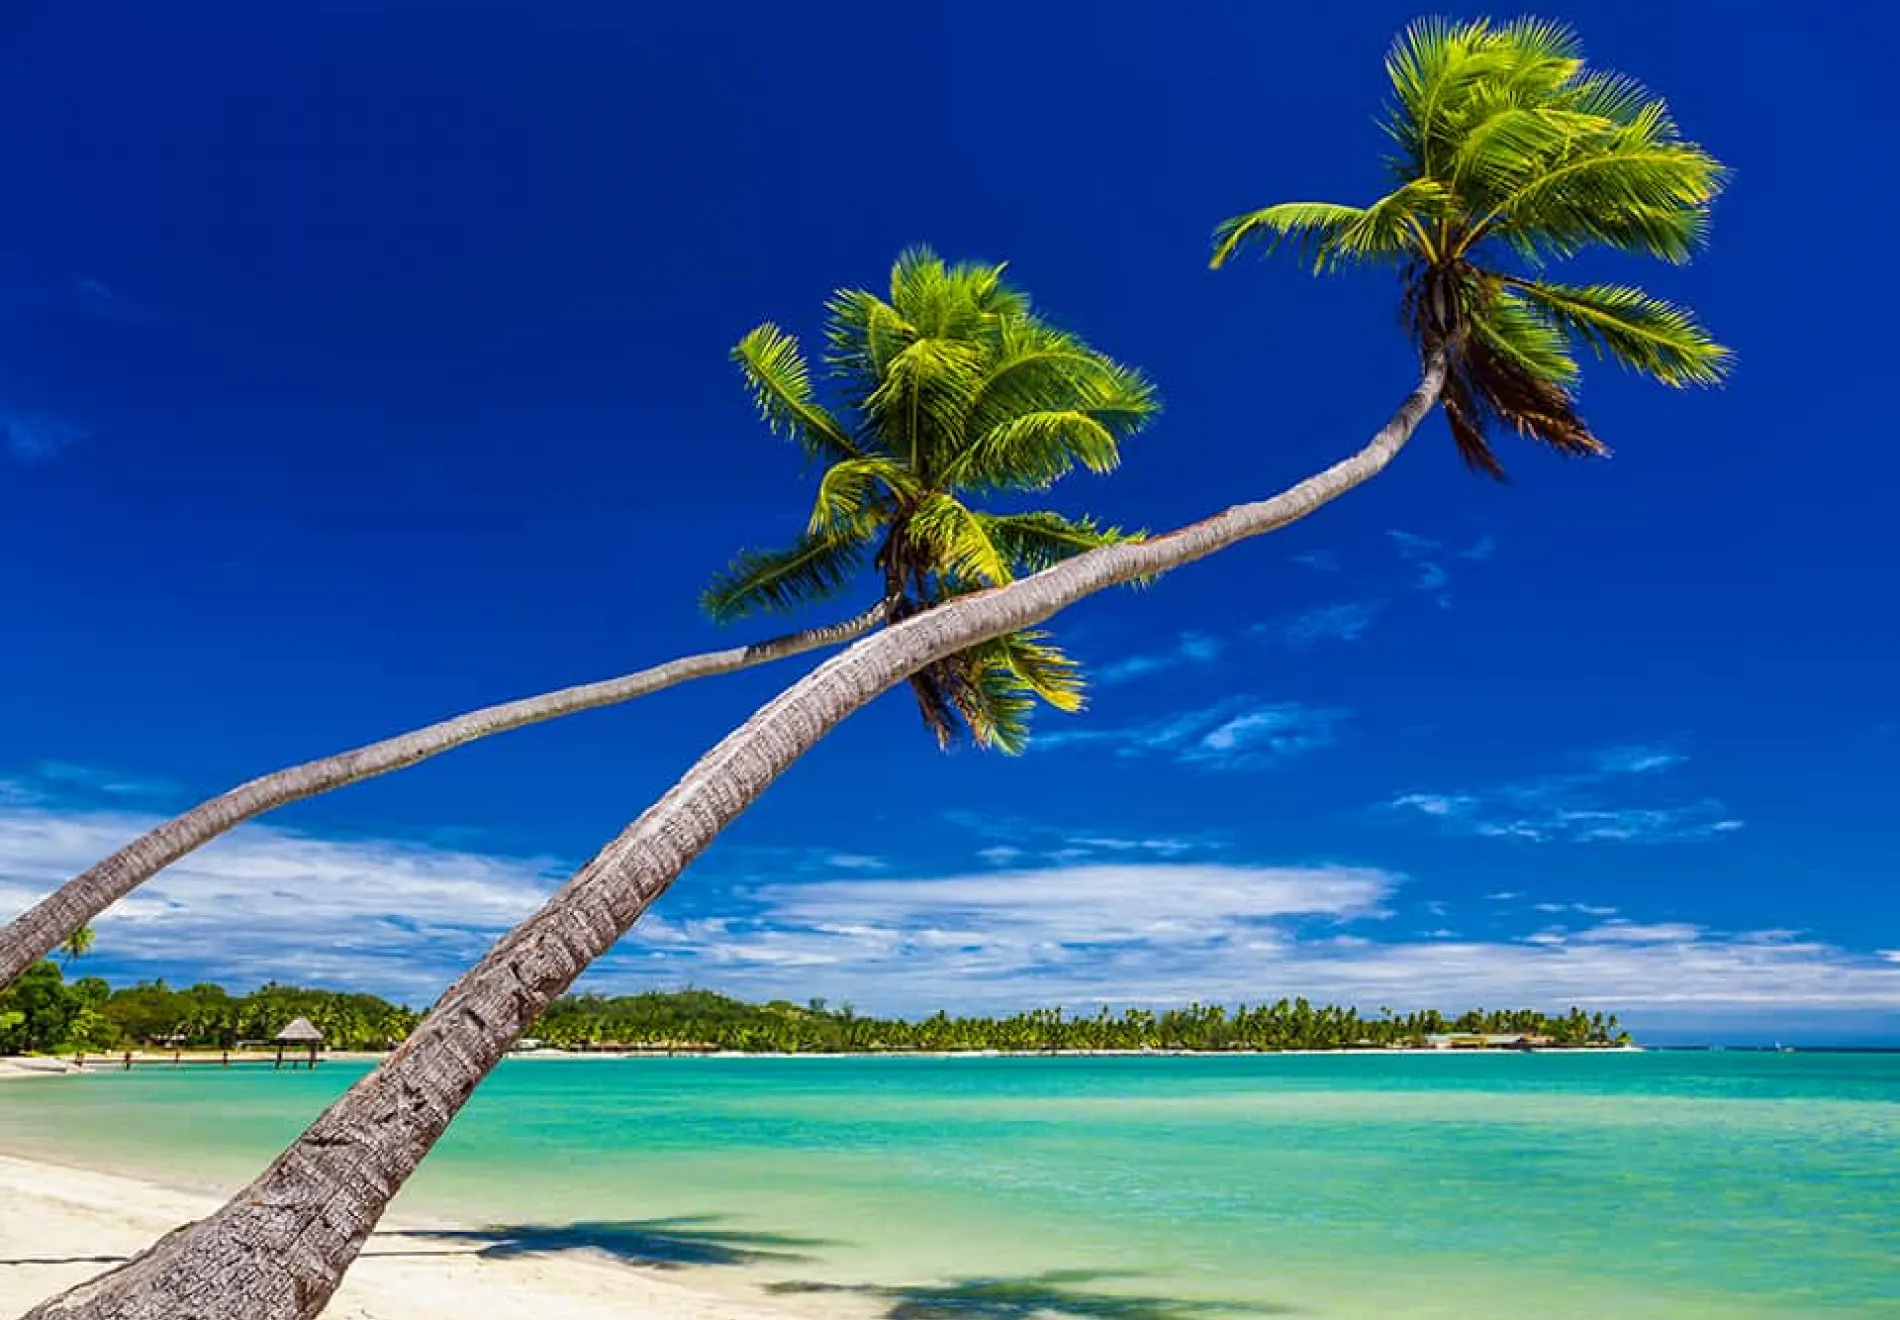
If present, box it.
[374,1215,831,1269]
[769,1270,1293,1319]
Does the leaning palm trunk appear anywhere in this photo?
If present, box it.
[22,356,1444,1320]
[0,603,888,991]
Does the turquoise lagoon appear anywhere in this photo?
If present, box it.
[2,1052,1895,1317]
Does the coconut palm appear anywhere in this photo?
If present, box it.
[706,246,1157,752]
[0,253,1149,996]
[55,923,93,967]
[1212,16,1728,476]
[25,359,1452,1320]
[24,22,1727,1319]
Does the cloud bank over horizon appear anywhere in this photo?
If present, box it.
[4,779,1894,1043]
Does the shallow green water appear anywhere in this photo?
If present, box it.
[4,1053,1896,1317]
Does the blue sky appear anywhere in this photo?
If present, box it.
[2,2,1895,1044]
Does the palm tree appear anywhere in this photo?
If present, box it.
[1212,16,1728,477]
[23,23,1726,1319]
[55,923,93,967]
[27,363,1453,1320]
[706,246,1157,752]
[0,250,1152,991]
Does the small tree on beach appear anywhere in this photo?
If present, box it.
[0,252,1151,991]
[23,18,1726,1319]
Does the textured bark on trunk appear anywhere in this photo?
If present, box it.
[21,357,1444,1320]
[0,604,889,991]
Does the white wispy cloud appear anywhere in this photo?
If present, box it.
[608,861,1900,1018]
[1386,529,1495,608]
[708,843,892,877]
[749,865,1391,948]
[0,802,568,999]
[1387,530,1439,557]
[1387,529,1452,606]
[944,814,1212,868]
[1,406,87,463]
[1593,746,1687,775]
[1253,600,1382,648]
[28,761,176,800]
[1093,632,1224,687]
[6,800,1896,1025]
[1551,903,1619,917]
[1292,550,1341,573]
[1036,698,1348,770]
[1388,745,1741,844]
[1571,921,1704,944]
[1182,706,1343,766]
[823,853,888,872]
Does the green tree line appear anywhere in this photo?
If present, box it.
[0,959,418,1054]
[2,960,1626,1057]
[532,990,1627,1051]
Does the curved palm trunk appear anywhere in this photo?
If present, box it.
[22,356,1443,1320]
[0,603,889,991]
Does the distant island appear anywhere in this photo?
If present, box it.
[3,960,1630,1057]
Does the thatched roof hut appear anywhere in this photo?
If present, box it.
[275,1017,324,1044]
[273,1017,325,1069]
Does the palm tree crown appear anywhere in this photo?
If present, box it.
[1211,16,1729,477]
[704,248,1159,751]
[57,923,94,966]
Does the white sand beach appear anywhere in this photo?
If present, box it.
[0,1151,864,1320]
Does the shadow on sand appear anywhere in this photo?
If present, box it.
[768,1269,1292,1319]
[375,1215,834,1269]
[369,1221,1292,1317]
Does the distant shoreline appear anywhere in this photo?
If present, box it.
[507,1044,1650,1060]
[6,1044,1648,1078]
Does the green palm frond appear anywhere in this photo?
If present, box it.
[1211,202,1367,271]
[1562,69,1663,126]
[976,511,1140,573]
[907,492,1011,587]
[958,410,1125,492]
[731,325,861,464]
[864,335,990,466]
[807,457,914,537]
[988,630,1086,714]
[1470,286,1579,389]
[887,247,1025,339]
[1449,106,1606,193]
[1211,16,1728,478]
[1483,140,1723,260]
[825,289,916,422]
[1345,179,1458,261]
[964,322,1159,438]
[1213,181,1457,271]
[1382,16,1521,178]
[953,629,1086,755]
[1504,280,1731,386]
[1482,16,1585,94]
[701,530,870,622]
[714,249,1154,748]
